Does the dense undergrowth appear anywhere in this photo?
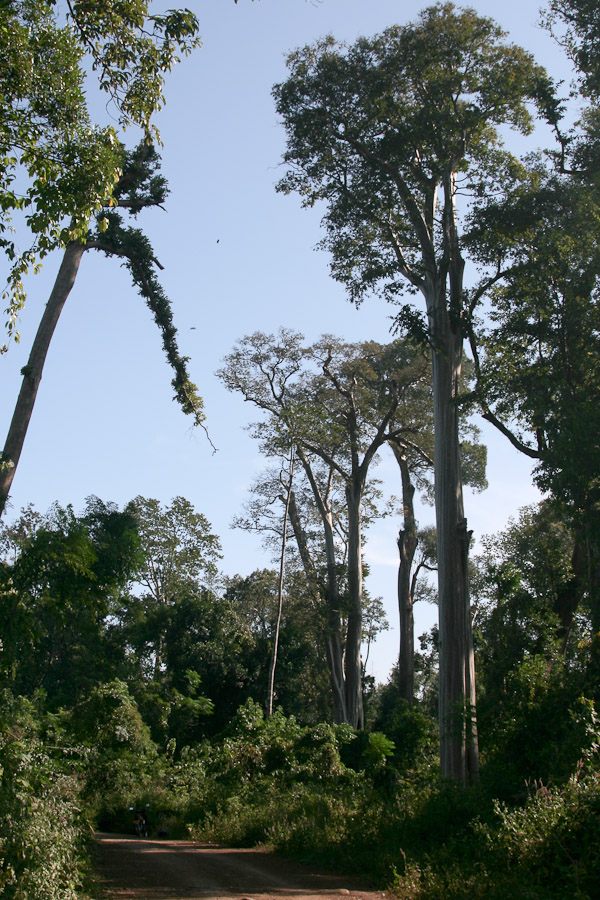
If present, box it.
[2,686,600,900]
[0,695,87,900]
[176,701,600,900]
[2,496,600,900]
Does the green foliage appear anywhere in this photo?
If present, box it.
[482,773,600,898]
[273,2,554,310]
[85,680,583,899]
[480,661,598,795]
[64,1,200,134]
[127,495,222,597]
[2,486,599,899]
[89,150,205,426]
[0,693,85,900]
[472,502,598,792]
[472,177,600,520]
[393,773,600,900]
[370,689,438,774]
[223,569,333,725]
[69,679,160,817]
[184,704,371,852]
[130,586,252,743]
[0,0,200,349]
[546,0,600,97]
[177,701,599,897]
[463,18,600,629]
[0,498,141,707]
[112,497,277,741]
[339,729,395,774]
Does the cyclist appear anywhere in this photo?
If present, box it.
[133,808,148,838]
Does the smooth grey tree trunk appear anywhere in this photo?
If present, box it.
[296,449,348,724]
[287,486,347,723]
[344,478,364,729]
[0,242,86,517]
[425,238,479,783]
[296,376,400,729]
[391,445,419,705]
[267,450,294,716]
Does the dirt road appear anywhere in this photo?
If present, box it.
[94,834,388,900]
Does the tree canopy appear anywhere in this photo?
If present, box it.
[0,0,200,350]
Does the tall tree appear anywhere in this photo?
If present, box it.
[273,3,553,782]
[464,0,600,642]
[220,330,430,727]
[468,174,600,632]
[234,465,389,724]
[235,455,354,724]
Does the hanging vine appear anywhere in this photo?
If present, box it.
[88,142,205,428]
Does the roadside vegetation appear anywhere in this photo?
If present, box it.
[1,494,599,899]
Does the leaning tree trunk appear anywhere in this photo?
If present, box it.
[344,477,364,729]
[0,242,86,517]
[427,272,479,785]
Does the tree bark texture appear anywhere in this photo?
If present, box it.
[296,449,348,724]
[344,478,364,729]
[0,242,86,517]
[426,272,479,784]
[392,446,418,705]
[267,450,294,716]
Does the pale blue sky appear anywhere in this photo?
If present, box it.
[1,0,572,683]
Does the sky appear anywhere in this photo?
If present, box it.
[0,0,573,683]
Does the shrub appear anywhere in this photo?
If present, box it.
[0,694,85,900]
[392,771,600,900]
